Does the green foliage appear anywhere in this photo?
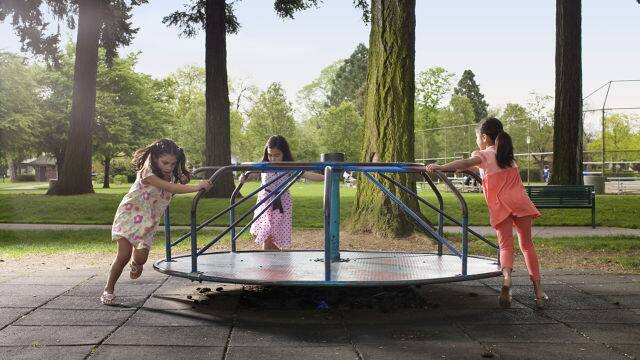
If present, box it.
[0,52,39,170]
[245,83,298,160]
[297,60,343,119]
[415,66,455,130]
[16,174,36,182]
[328,43,368,116]
[0,0,146,65]
[453,69,488,122]
[314,102,363,161]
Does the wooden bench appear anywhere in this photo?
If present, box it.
[525,185,596,228]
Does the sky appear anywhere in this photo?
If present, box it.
[1,1,639,119]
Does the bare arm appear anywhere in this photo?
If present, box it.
[143,175,212,194]
[302,171,325,181]
[425,156,482,173]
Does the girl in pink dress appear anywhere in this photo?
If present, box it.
[239,135,324,250]
[426,118,547,309]
[101,139,212,305]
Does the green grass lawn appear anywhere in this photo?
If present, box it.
[1,180,638,228]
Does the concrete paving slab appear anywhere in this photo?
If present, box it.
[356,341,494,360]
[416,283,500,297]
[0,308,31,328]
[90,345,224,360]
[544,274,637,284]
[230,322,349,347]
[226,346,359,360]
[511,286,621,310]
[343,308,555,325]
[15,309,134,326]
[573,324,640,344]
[3,276,90,286]
[601,294,640,308]
[152,277,209,295]
[610,344,640,359]
[124,308,231,326]
[420,294,527,309]
[65,283,160,297]
[0,325,115,346]
[461,323,589,343]
[543,309,640,323]
[0,295,53,308]
[85,275,167,286]
[234,308,342,324]
[143,292,238,312]
[0,284,74,296]
[571,282,640,295]
[42,295,148,310]
[104,325,230,346]
[0,345,93,360]
[487,342,628,360]
[347,323,467,343]
[481,275,564,286]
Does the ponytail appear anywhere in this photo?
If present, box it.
[477,117,515,169]
[495,131,515,169]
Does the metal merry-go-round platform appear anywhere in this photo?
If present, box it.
[154,154,501,286]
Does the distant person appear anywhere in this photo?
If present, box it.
[101,139,212,305]
[543,165,550,184]
[239,135,324,251]
[427,117,547,309]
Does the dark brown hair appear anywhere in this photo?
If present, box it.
[261,135,294,162]
[477,117,514,169]
[132,139,191,184]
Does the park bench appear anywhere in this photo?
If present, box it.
[525,185,596,228]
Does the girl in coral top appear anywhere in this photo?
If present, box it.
[426,117,547,309]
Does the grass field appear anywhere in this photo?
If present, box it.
[1,181,638,228]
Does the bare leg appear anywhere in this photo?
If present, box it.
[130,247,149,279]
[263,237,281,251]
[104,238,133,298]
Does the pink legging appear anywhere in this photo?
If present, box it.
[495,215,541,281]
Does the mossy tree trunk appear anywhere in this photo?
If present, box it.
[204,0,235,197]
[350,0,420,237]
[550,0,583,185]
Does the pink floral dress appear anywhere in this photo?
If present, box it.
[250,172,293,248]
[111,160,173,250]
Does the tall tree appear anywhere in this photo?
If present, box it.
[0,52,39,180]
[453,69,488,122]
[351,0,418,237]
[316,102,363,161]
[1,0,146,195]
[415,66,455,130]
[164,0,320,197]
[245,83,298,160]
[328,43,368,116]
[550,0,583,185]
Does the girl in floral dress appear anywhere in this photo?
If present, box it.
[239,135,324,250]
[101,139,212,305]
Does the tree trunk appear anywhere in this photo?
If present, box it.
[203,0,235,197]
[103,156,111,188]
[47,0,100,195]
[350,0,419,237]
[550,0,583,185]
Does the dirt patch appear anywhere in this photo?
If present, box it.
[1,229,637,275]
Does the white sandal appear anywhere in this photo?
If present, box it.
[130,262,143,279]
[100,290,116,306]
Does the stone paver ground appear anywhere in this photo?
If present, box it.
[0,268,638,360]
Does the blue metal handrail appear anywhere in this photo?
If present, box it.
[161,161,498,277]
